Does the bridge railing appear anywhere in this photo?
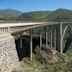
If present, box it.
[0,27,9,33]
[0,22,45,33]
[0,22,60,33]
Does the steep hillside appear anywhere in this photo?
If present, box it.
[48,9,72,22]
[17,8,72,22]
[17,11,50,21]
[0,9,22,20]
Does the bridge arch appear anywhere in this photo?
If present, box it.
[62,24,72,52]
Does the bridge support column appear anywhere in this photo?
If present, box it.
[60,22,63,54]
[30,30,33,61]
[54,28,56,49]
[20,33,22,48]
[51,26,52,48]
[40,27,42,48]
[46,27,48,48]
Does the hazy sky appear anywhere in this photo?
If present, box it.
[0,0,72,12]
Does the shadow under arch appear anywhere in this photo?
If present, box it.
[62,24,72,53]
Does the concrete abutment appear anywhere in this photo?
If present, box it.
[0,33,19,72]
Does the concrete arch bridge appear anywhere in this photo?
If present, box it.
[0,22,72,61]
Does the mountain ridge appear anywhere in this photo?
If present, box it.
[17,8,72,22]
[0,9,22,20]
[0,8,72,22]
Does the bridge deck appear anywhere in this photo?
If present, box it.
[0,22,59,27]
[0,22,72,34]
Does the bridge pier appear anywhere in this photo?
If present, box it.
[50,26,53,49]
[54,28,56,49]
[56,22,63,54]
[30,30,33,61]
[40,27,42,48]
[46,27,48,48]
[60,22,63,54]
[20,33,22,48]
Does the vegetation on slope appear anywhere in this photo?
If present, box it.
[0,8,72,22]
[48,9,72,22]
[12,44,72,72]
[13,35,72,72]
[0,9,22,20]
[17,8,72,22]
[17,11,50,21]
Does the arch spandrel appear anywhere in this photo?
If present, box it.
[62,24,72,52]
[62,24,72,43]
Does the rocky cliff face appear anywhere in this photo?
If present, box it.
[0,33,19,72]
